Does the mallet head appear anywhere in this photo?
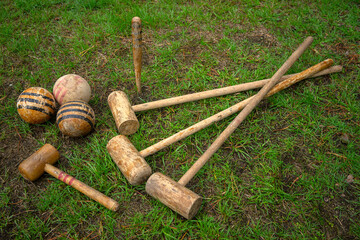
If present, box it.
[145,172,202,219]
[18,144,60,181]
[107,135,151,185]
[108,91,139,135]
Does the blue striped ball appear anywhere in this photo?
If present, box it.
[17,87,56,124]
[56,100,95,137]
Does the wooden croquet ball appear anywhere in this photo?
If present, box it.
[17,87,57,124]
[56,100,95,137]
[53,74,91,105]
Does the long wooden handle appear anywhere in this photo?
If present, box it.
[132,66,341,113]
[132,17,142,94]
[140,61,338,158]
[44,164,120,211]
[177,36,314,186]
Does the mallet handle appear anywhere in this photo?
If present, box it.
[140,61,338,158]
[132,66,341,113]
[44,164,120,211]
[132,17,142,94]
[178,36,314,186]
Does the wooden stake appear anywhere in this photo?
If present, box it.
[132,17,142,93]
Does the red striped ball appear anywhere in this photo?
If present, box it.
[17,87,56,124]
[53,74,91,105]
[56,100,95,137]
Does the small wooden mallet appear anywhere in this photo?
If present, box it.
[108,64,339,136]
[19,144,119,211]
[145,36,314,219]
[107,58,336,186]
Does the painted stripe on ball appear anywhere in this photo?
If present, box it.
[54,85,67,104]
[17,98,56,111]
[57,114,94,129]
[66,100,89,104]
[63,101,92,106]
[61,103,93,114]
[20,92,55,102]
[17,105,52,116]
[57,108,95,120]
[58,88,67,104]
[54,86,63,100]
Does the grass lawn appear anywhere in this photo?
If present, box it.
[0,0,359,239]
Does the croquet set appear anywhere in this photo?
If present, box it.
[17,17,343,219]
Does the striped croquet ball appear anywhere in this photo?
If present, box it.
[53,74,91,105]
[56,100,95,137]
[17,87,56,124]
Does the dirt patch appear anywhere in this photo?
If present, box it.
[246,26,280,47]
[317,182,360,238]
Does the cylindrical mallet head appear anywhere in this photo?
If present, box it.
[56,100,95,137]
[107,135,151,185]
[19,144,60,181]
[53,74,91,105]
[17,87,57,124]
[108,91,139,135]
[145,172,202,219]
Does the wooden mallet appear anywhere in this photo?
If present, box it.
[108,64,340,136]
[145,36,314,219]
[19,144,119,211]
[107,59,337,186]
[132,16,142,94]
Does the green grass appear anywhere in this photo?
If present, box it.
[1,0,359,239]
